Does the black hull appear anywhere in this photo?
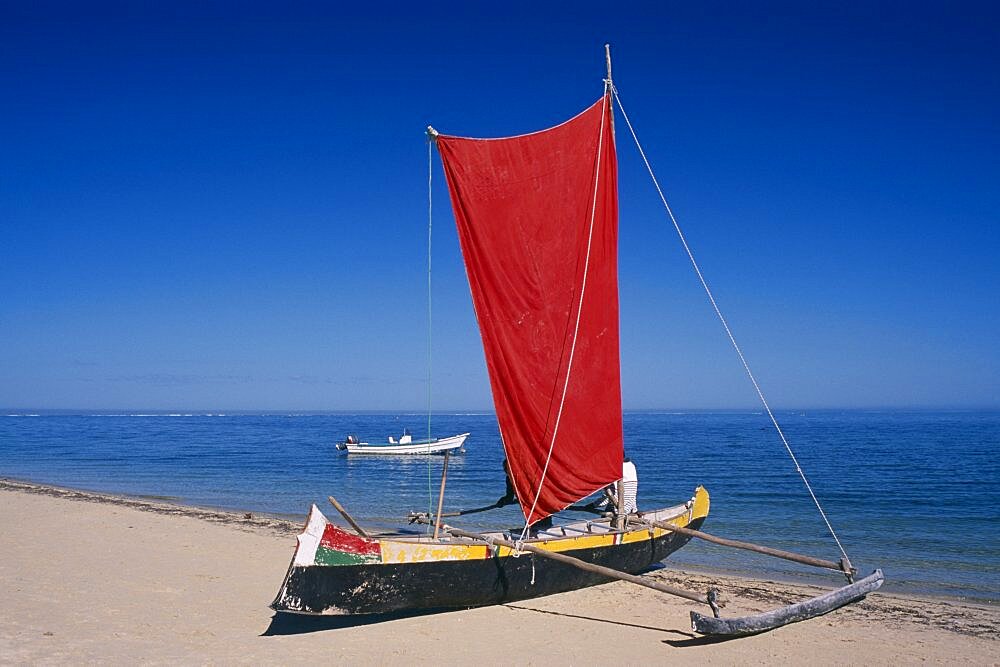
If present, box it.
[273,517,704,615]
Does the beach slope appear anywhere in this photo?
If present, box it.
[1,481,996,665]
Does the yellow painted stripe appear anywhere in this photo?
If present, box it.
[620,526,655,544]
[379,540,488,564]
[494,531,619,557]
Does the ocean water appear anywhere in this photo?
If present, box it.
[1,410,997,603]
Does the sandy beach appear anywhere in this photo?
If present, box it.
[1,479,996,665]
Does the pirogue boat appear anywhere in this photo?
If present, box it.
[271,46,883,636]
[272,488,707,615]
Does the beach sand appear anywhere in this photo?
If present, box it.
[1,479,996,665]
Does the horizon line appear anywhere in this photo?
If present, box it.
[3,405,998,415]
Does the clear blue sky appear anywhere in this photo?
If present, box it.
[2,2,997,411]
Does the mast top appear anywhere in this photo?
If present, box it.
[604,44,612,87]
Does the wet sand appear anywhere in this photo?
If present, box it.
[1,479,996,665]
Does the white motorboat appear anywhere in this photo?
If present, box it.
[335,431,469,455]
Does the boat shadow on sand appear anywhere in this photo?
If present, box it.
[261,608,459,636]
[261,604,738,643]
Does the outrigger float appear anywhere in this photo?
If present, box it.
[271,46,883,636]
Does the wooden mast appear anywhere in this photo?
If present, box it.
[604,43,625,529]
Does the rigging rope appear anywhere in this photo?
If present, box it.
[517,86,610,545]
[426,135,435,531]
[611,84,852,565]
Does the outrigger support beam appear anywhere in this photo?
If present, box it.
[443,524,718,608]
[432,451,451,540]
[408,515,720,610]
[691,569,884,636]
[645,519,856,581]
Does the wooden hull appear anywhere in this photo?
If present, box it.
[271,487,709,616]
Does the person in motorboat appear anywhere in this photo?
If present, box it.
[336,434,360,450]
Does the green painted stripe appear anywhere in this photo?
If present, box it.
[315,545,381,566]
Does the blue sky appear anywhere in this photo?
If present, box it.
[1,1,997,411]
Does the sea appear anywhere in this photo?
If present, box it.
[1,410,997,604]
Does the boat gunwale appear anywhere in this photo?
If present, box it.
[361,492,703,549]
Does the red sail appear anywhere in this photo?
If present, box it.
[436,95,623,524]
